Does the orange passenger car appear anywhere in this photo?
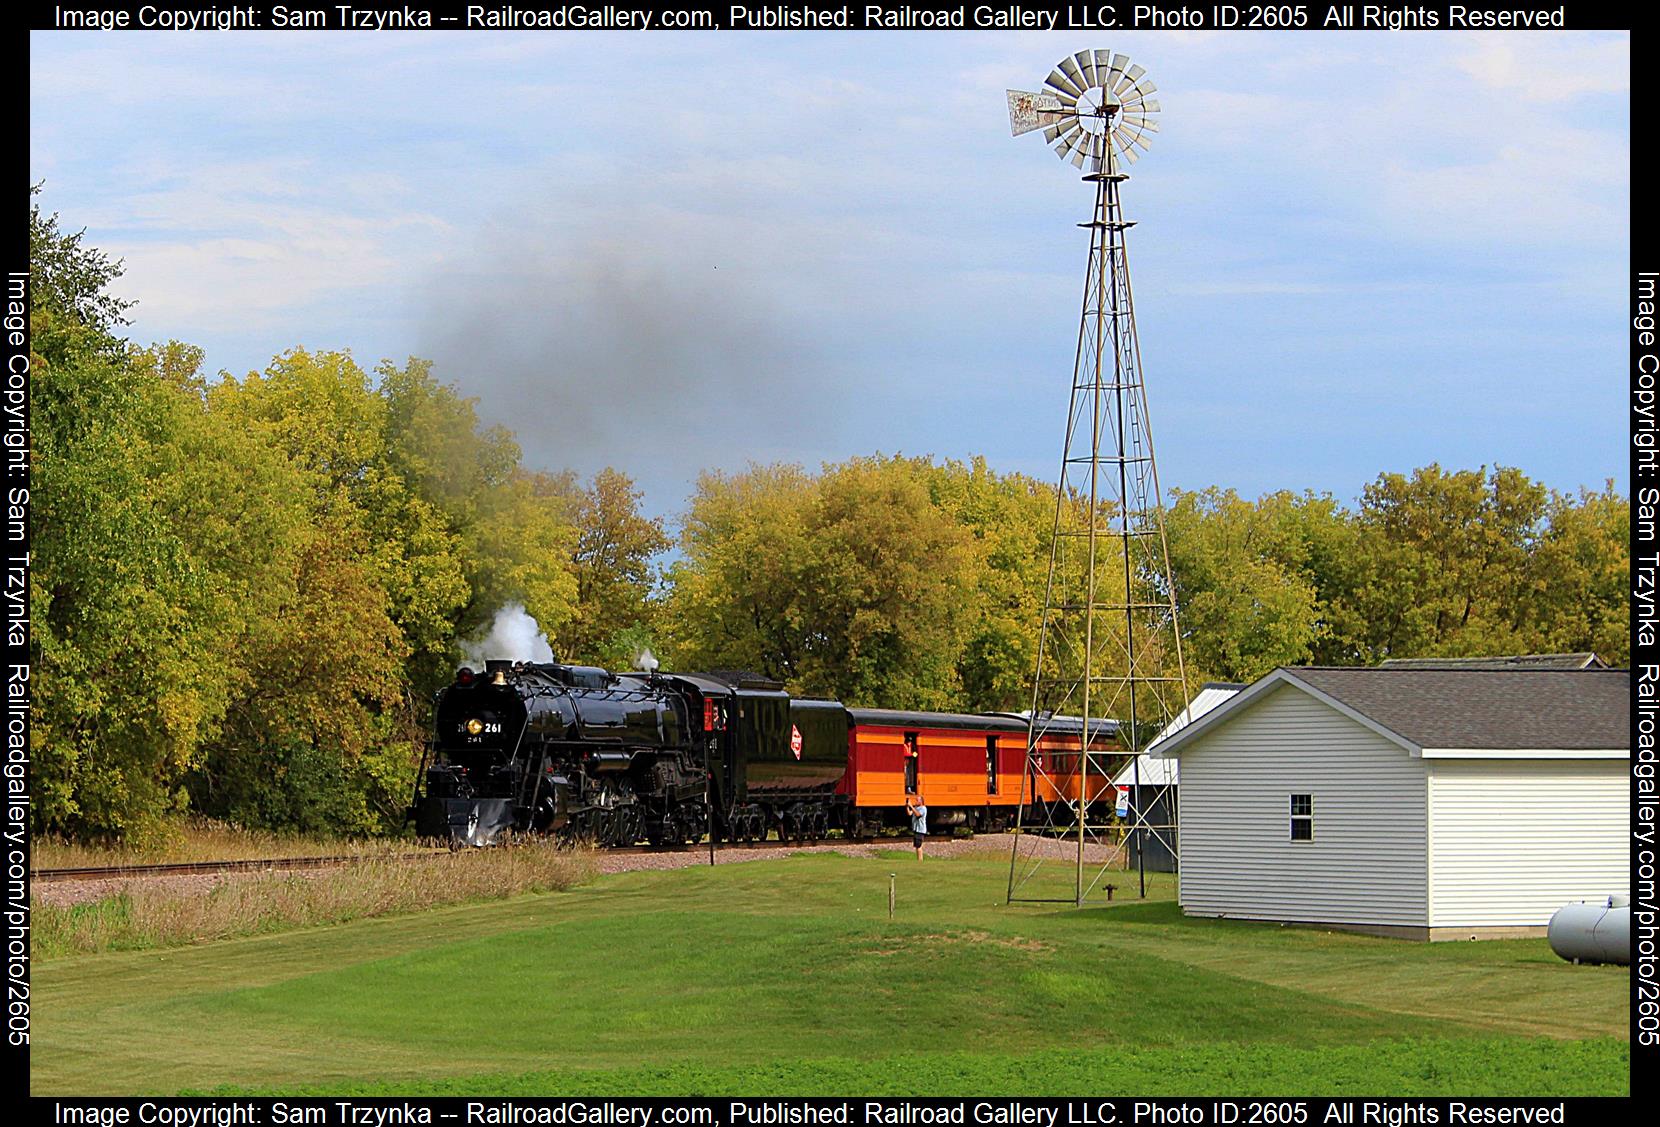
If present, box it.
[771,705,1122,835]
[719,691,1124,839]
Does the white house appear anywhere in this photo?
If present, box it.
[1151,665,1629,940]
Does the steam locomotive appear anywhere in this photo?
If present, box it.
[411,659,1116,847]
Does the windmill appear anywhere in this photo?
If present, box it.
[1004,52,1189,907]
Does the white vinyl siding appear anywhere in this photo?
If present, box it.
[1177,684,1429,927]
[1427,759,1629,927]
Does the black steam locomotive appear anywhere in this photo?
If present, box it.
[411,659,798,847]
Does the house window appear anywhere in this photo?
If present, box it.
[986,736,999,795]
[1290,794,1313,841]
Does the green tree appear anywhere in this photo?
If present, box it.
[377,358,579,685]
[465,467,581,658]
[1351,464,1547,658]
[133,345,413,835]
[1525,483,1629,665]
[666,462,817,682]
[795,457,977,706]
[379,357,520,533]
[1163,487,1323,683]
[667,457,979,707]
[1268,491,1371,666]
[27,187,131,353]
[922,457,1057,710]
[209,350,471,692]
[190,348,581,831]
[189,514,410,834]
[564,468,670,667]
[29,201,225,840]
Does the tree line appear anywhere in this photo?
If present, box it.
[27,197,1630,842]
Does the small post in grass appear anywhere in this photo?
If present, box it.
[888,872,896,919]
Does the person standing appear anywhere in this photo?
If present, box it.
[907,793,928,859]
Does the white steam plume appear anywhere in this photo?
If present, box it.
[462,603,555,667]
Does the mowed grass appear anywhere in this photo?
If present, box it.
[30,851,1629,1096]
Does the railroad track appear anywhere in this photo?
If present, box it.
[30,853,444,883]
[30,836,915,882]
[607,836,897,856]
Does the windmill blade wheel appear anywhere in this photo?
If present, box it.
[1016,50,1160,174]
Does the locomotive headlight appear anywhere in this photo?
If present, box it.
[466,718,484,736]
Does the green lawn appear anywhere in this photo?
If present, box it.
[31,850,1629,1096]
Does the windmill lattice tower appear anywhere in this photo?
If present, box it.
[1004,51,1190,907]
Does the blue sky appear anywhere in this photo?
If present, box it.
[30,30,1630,517]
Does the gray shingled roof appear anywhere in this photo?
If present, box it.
[1288,667,1629,750]
[1377,653,1607,671]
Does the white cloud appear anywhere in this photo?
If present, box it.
[1455,34,1629,103]
[28,31,1631,504]
[1375,125,1627,247]
[82,158,454,327]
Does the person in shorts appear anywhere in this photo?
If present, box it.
[907,793,928,859]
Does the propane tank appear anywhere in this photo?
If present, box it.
[1547,895,1630,966]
